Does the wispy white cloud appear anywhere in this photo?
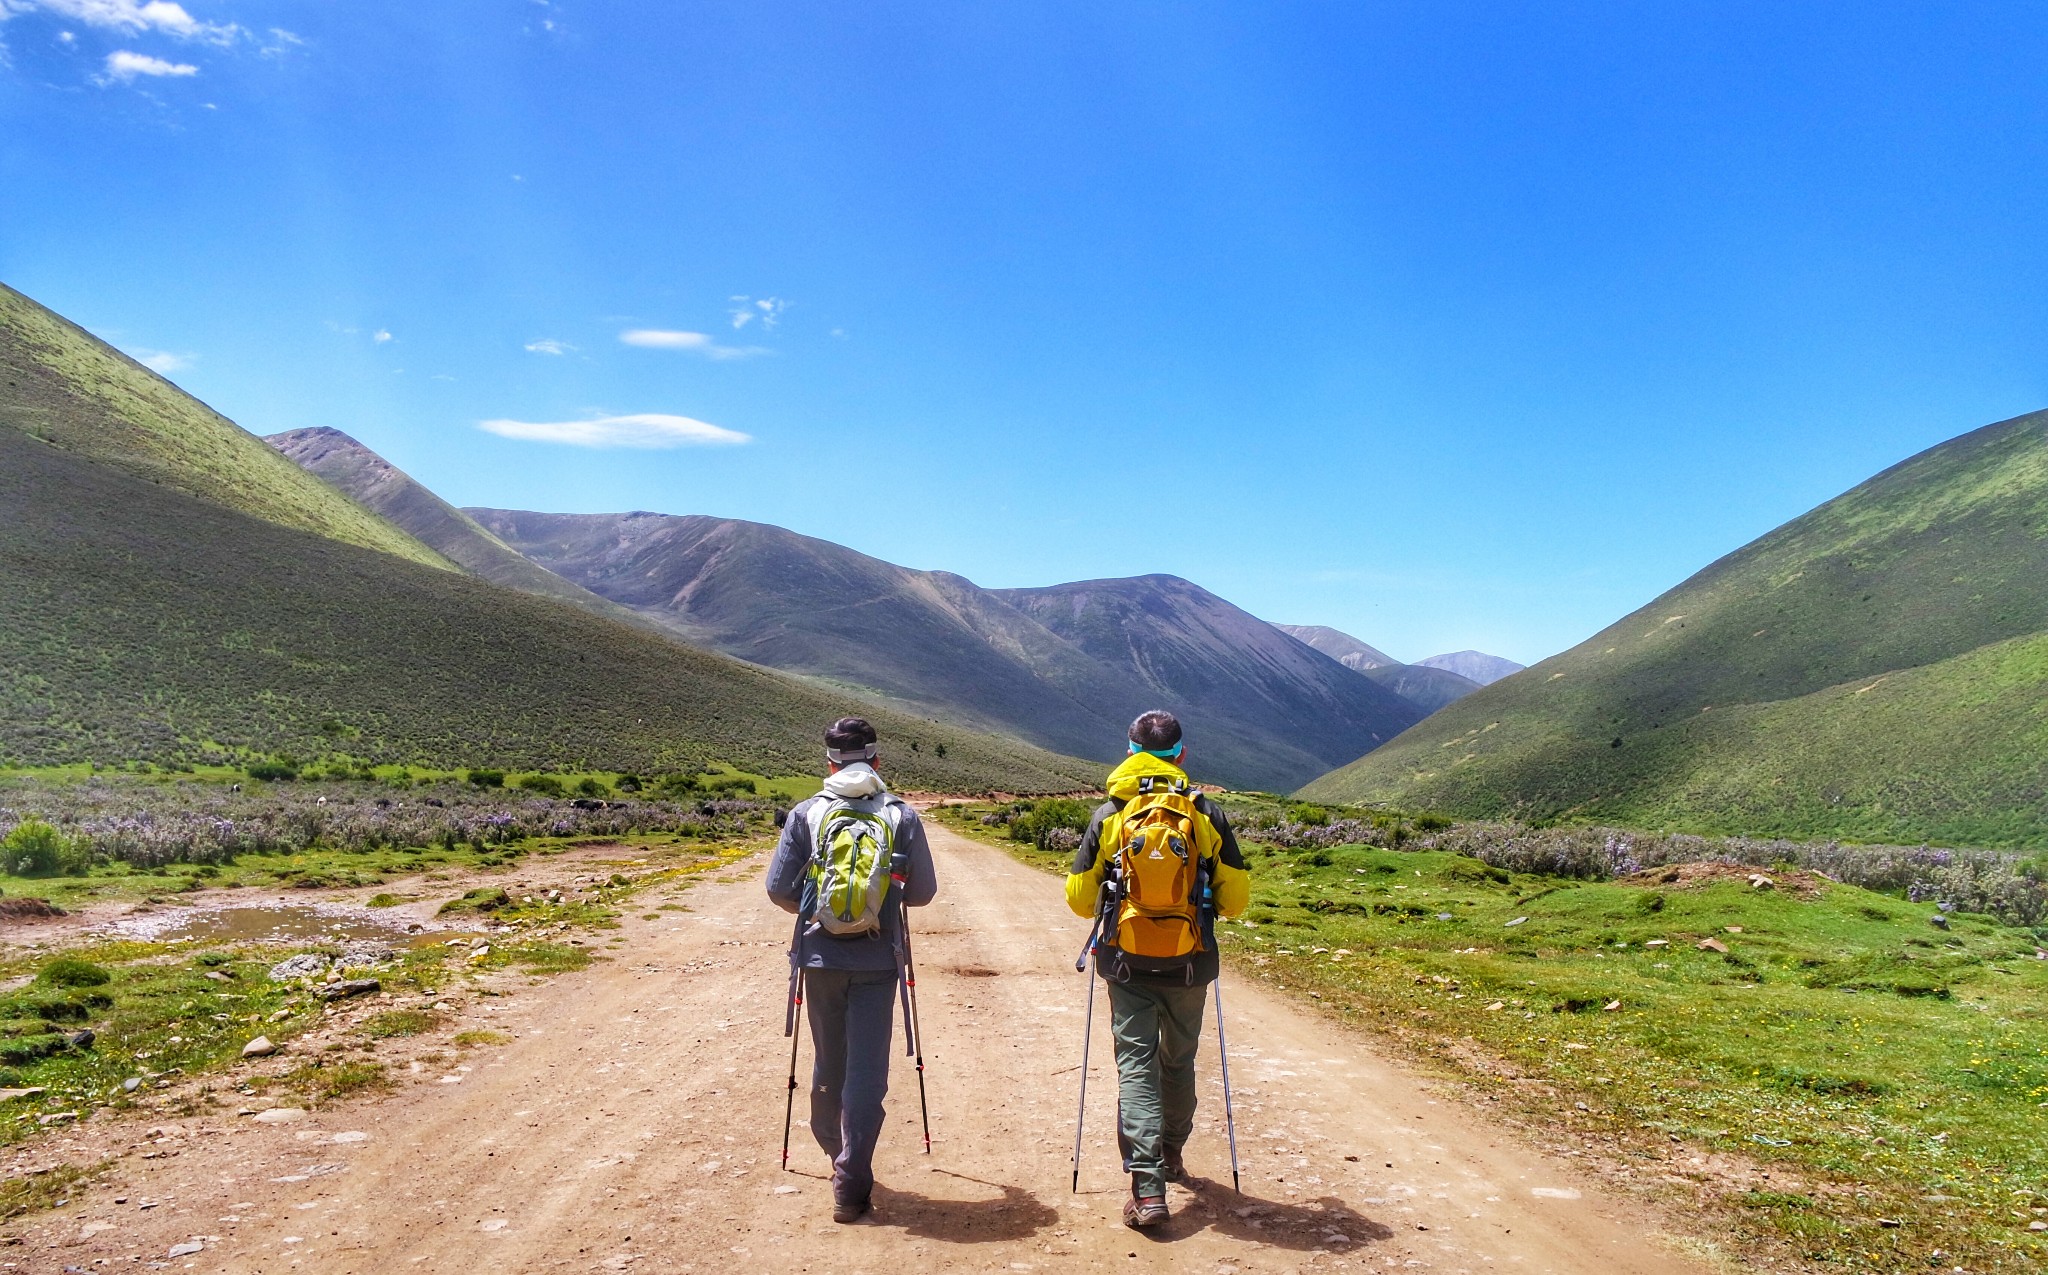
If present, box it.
[256,25,302,57]
[478,413,752,450]
[523,337,572,356]
[103,47,193,77]
[619,328,710,350]
[130,347,193,373]
[618,328,767,361]
[727,295,787,331]
[6,0,241,45]
[371,328,393,344]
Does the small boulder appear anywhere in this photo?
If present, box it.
[1698,938,1730,954]
[335,945,395,969]
[241,1036,279,1059]
[250,1107,305,1124]
[268,953,331,982]
[67,1030,94,1050]
[1929,915,1950,930]
[167,1241,203,1258]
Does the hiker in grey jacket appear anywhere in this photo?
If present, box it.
[765,716,937,1223]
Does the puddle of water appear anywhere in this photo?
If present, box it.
[104,905,430,947]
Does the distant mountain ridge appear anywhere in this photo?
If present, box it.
[1273,624,1398,670]
[266,428,654,633]
[470,510,1426,791]
[1305,408,2048,847]
[995,576,1426,788]
[1414,651,1524,686]
[1271,623,1489,713]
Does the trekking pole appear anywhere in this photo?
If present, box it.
[897,883,932,1155]
[1212,976,1242,1193]
[782,965,805,1172]
[1069,909,1104,1192]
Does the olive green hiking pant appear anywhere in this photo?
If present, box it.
[1108,978,1209,1198]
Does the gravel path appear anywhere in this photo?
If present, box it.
[31,823,1712,1273]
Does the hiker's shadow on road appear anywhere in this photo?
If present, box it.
[874,1172,1059,1244]
[1172,1181,1394,1252]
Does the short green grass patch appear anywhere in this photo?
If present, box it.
[252,1058,388,1106]
[357,1010,442,1040]
[0,1161,109,1221]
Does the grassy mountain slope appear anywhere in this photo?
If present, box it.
[996,577,1426,790]
[1272,623,1398,670]
[267,428,653,630]
[0,283,449,570]
[1304,409,2048,845]
[0,427,1101,791]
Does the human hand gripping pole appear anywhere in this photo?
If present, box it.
[894,873,932,1155]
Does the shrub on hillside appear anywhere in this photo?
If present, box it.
[0,818,85,876]
[993,798,1094,853]
[466,769,505,789]
[0,775,773,870]
[515,774,566,797]
[1230,806,2048,928]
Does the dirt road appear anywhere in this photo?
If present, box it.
[30,824,1712,1273]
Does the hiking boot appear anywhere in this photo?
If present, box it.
[832,1196,870,1224]
[1123,1194,1169,1229]
[1162,1147,1186,1184]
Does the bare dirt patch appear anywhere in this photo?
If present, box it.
[1619,861,1830,900]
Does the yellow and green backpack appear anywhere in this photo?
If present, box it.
[808,796,898,937]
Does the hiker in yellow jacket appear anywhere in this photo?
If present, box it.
[1066,710,1249,1228]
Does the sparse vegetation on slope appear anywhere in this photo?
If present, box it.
[267,427,653,630]
[1309,410,2048,845]
[0,426,1101,792]
[0,283,448,570]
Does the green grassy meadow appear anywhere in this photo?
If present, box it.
[932,801,2048,1273]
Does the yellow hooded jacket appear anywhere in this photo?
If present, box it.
[1065,752,1251,925]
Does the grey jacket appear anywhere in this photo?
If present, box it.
[765,764,937,972]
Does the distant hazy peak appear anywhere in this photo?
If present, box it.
[1272,623,1399,671]
[1413,650,1524,686]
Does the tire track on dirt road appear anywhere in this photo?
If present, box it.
[47,824,1711,1273]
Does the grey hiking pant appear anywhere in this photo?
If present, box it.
[1108,978,1208,1198]
[804,966,898,1204]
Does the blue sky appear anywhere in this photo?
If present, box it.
[4,2,2046,666]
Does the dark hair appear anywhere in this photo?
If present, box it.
[826,716,878,751]
[1128,710,1182,752]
